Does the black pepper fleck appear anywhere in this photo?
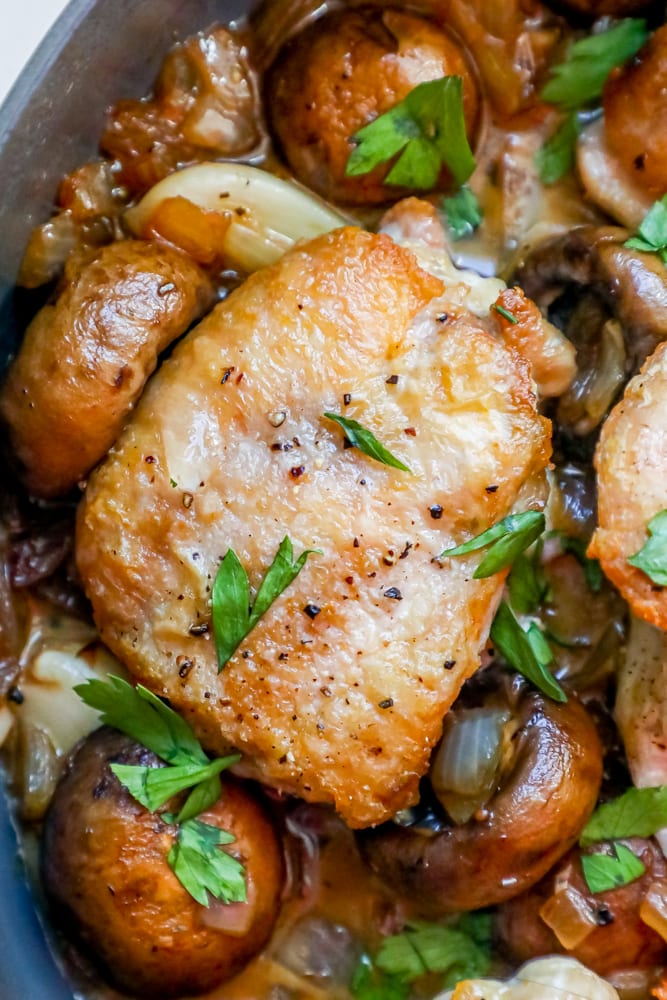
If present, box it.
[220,367,235,384]
[303,604,321,619]
[343,393,352,405]
[378,698,394,709]
[429,504,443,519]
[385,374,399,385]
[384,587,403,600]
[485,485,499,494]
[7,687,23,705]
[188,623,209,636]
[444,660,457,670]
[290,465,306,479]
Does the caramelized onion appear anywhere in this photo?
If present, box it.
[640,881,667,943]
[539,885,598,949]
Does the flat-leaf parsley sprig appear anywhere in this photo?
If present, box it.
[440,510,545,579]
[577,785,667,894]
[76,675,245,906]
[212,536,321,670]
[346,76,475,190]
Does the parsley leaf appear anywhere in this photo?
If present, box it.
[443,185,482,240]
[580,786,667,846]
[75,674,208,767]
[346,77,475,189]
[212,536,320,670]
[625,198,667,264]
[507,547,547,614]
[490,601,567,703]
[542,19,648,110]
[376,917,491,988]
[111,755,239,816]
[324,412,412,473]
[351,955,409,1000]
[535,113,581,185]
[167,817,246,907]
[581,843,646,894]
[627,509,667,585]
[441,511,545,578]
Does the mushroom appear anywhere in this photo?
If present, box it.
[497,838,667,977]
[41,727,284,999]
[0,240,213,499]
[513,226,667,435]
[359,679,603,914]
[266,6,480,204]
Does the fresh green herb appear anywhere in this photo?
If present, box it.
[542,19,648,110]
[625,198,667,264]
[557,534,603,593]
[535,112,581,185]
[375,916,492,988]
[580,786,667,846]
[75,675,209,767]
[346,77,475,189]
[212,536,320,670]
[167,817,246,908]
[76,675,244,906]
[490,602,567,703]
[627,509,667,585]
[441,511,544,578]
[491,303,519,325]
[443,185,482,240]
[507,547,547,614]
[351,955,409,1000]
[111,756,239,818]
[170,478,178,488]
[324,412,412,473]
[581,843,646,894]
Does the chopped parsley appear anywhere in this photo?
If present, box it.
[535,112,581,185]
[440,511,545,578]
[581,843,646,894]
[324,412,412,473]
[442,185,483,240]
[541,19,648,110]
[627,509,667,585]
[212,536,320,670]
[580,786,667,846]
[346,76,475,190]
[490,602,567,703]
[76,676,244,906]
[625,199,667,265]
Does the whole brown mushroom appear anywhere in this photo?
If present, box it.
[360,682,603,914]
[267,6,480,205]
[41,727,284,999]
[0,240,213,499]
[497,838,667,976]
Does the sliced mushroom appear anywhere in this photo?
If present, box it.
[514,226,667,434]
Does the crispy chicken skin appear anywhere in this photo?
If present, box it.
[76,227,550,828]
[589,342,667,630]
[0,240,213,499]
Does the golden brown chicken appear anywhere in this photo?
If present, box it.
[76,226,550,828]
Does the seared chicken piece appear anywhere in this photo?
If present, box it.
[0,241,213,498]
[77,227,550,828]
[590,342,667,630]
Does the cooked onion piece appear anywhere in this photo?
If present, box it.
[125,162,347,273]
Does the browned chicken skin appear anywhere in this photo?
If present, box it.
[497,838,667,976]
[0,240,213,499]
[604,24,667,198]
[267,7,479,204]
[76,226,550,828]
[42,727,284,999]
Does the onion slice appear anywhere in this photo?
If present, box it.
[125,162,347,272]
